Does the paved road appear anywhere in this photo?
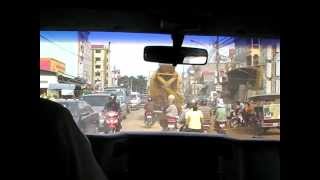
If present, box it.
[121,108,280,140]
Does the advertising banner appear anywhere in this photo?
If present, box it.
[263,104,280,119]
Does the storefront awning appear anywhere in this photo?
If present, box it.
[48,83,76,90]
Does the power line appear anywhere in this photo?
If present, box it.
[40,34,81,58]
[219,37,232,46]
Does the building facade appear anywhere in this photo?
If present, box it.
[78,32,93,85]
[227,37,280,101]
[91,44,111,90]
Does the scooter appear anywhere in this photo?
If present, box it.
[215,121,227,134]
[144,111,153,128]
[229,111,244,128]
[167,116,178,132]
[104,111,120,134]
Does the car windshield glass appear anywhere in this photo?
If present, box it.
[83,96,110,106]
[40,31,280,140]
[58,102,78,112]
[129,95,137,99]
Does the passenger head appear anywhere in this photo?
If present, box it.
[168,94,175,104]
[186,102,192,109]
[192,102,198,111]
[148,97,152,102]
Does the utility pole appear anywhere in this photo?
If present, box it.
[215,36,221,95]
[216,36,220,84]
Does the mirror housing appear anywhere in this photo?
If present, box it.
[144,46,208,65]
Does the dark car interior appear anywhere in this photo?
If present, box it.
[40,8,280,180]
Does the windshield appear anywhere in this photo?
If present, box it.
[83,96,110,106]
[40,31,280,140]
[129,95,137,99]
[57,101,78,113]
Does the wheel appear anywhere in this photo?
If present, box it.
[256,127,266,136]
[230,119,239,128]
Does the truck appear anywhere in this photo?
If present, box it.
[147,64,184,113]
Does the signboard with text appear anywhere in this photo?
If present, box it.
[40,58,65,74]
[263,104,280,119]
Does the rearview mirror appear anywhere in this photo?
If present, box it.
[144,46,208,65]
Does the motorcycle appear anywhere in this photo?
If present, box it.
[104,111,120,134]
[229,111,244,128]
[167,116,178,132]
[215,121,227,134]
[144,111,154,128]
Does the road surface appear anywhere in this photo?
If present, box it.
[122,108,280,140]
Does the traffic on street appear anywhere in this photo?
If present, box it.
[40,31,280,140]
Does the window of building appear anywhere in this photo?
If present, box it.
[96,49,101,53]
[246,56,252,66]
[95,57,101,62]
[95,65,101,69]
[253,55,259,66]
[95,72,100,76]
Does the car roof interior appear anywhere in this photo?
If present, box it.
[40,8,280,180]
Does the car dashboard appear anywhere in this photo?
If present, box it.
[88,132,280,180]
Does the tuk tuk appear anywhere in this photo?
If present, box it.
[247,94,280,134]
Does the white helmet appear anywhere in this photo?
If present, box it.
[168,94,175,101]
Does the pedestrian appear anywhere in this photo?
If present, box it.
[198,100,212,133]
[214,96,227,133]
[179,102,192,131]
[185,100,204,133]
[243,100,255,126]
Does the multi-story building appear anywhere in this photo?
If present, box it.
[78,32,92,85]
[227,37,280,101]
[91,44,111,90]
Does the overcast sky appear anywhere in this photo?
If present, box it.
[40,31,234,77]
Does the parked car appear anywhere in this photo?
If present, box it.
[54,99,99,134]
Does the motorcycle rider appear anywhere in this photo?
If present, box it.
[198,99,212,133]
[185,100,204,133]
[164,94,179,131]
[243,100,256,126]
[178,102,192,131]
[104,93,122,131]
[215,95,227,134]
[144,97,155,123]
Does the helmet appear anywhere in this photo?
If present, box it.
[110,93,117,100]
[168,94,175,101]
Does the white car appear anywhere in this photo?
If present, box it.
[128,94,141,110]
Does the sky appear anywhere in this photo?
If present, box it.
[40,31,235,77]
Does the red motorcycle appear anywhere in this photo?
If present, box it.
[144,111,154,128]
[104,111,120,134]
